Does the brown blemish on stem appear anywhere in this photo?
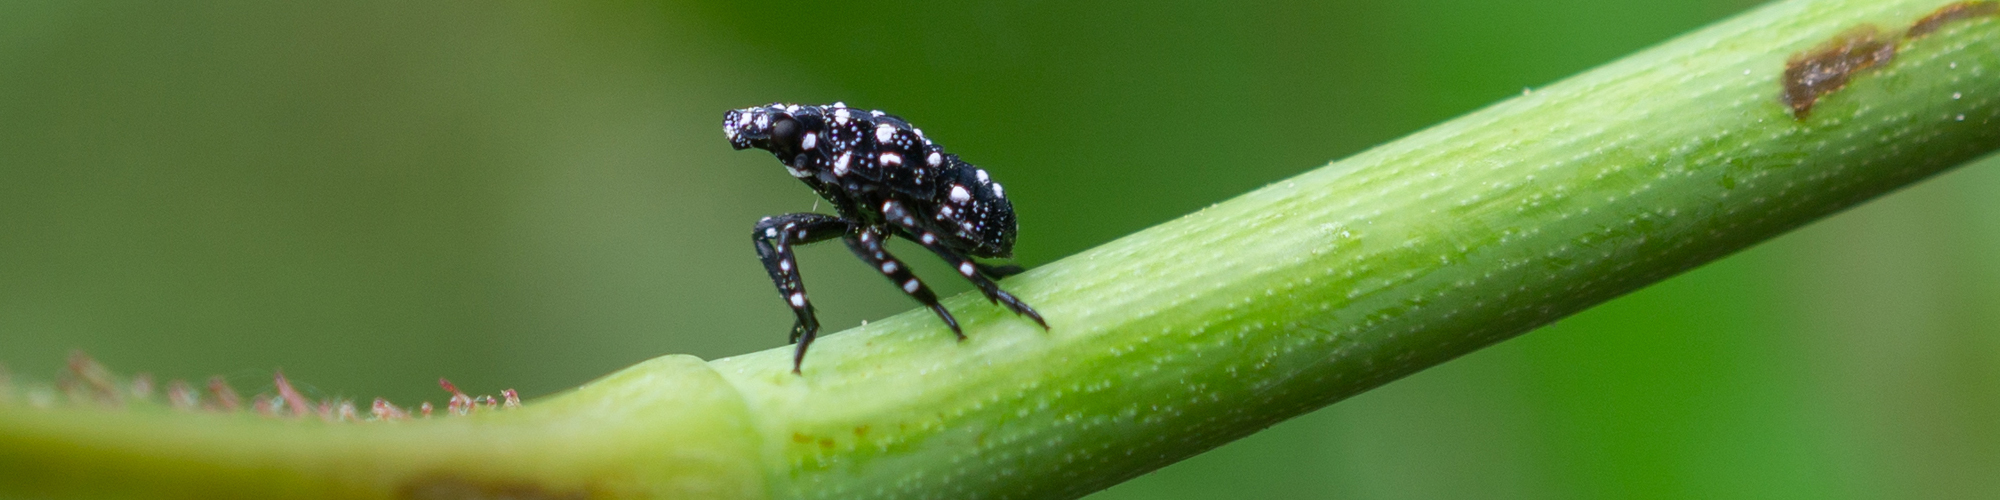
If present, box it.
[1908,1,2000,39]
[1783,26,1896,119]
[1781,2,2000,120]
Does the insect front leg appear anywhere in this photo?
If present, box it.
[880,200,1049,329]
[752,213,855,373]
[843,226,963,340]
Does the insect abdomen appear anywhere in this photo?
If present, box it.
[931,155,1016,258]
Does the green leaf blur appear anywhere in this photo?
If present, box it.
[1,1,1994,499]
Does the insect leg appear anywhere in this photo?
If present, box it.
[842,225,963,340]
[752,213,856,373]
[880,200,1049,329]
[973,262,1025,279]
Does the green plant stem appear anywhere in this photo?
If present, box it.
[5,0,1999,498]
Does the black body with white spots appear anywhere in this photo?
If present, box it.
[724,102,1047,372]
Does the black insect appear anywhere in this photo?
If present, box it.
[724,102,1048,373]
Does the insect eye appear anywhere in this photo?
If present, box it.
[770,117,802,147]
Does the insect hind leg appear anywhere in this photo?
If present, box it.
[880,200,1048,329]
[973,262,1025,280]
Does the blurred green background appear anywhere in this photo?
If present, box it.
[3,0,1997,498]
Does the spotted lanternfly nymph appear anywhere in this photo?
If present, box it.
[724,102,1048,373]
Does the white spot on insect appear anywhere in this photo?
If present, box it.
[913,128,924,138]
[802,132,817,150]
[870,110,885,117]
[780,259,792,272]
[789,293,805,308]
[876,124,896,143]
[765,228,778,238]
[921,232,937,244]
[859,231,873,242]
[881,262,898,274]
[902,280,920,293]
[834,152,852,175]
[992,183,1004,198]
[958,262,976,277]
[786,165,809,178]
[976,169,989,183]
[754,114,769,129]
[940,206,955,217]
[834,108,850,124]
[786,104,800,113]
[832,101,846,108]
[882,201,897,213]
[927,151,942,167]
[949,184,972,203]
[881,152,901,167]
